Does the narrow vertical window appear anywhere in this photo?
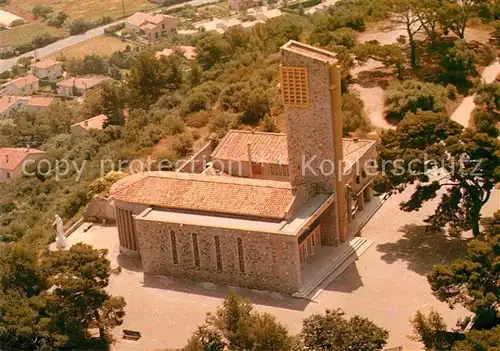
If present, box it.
[170,231,178,264]
[192,233,200,267]
[215,235,222,271]
[237,238,245,273]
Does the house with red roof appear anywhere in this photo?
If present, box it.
[125,12,179,41]
[0,147,46,182]
[71,114,108,136]
[31,59,63,81]
[4,74,39,95]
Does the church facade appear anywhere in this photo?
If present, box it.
[110,40,377,294]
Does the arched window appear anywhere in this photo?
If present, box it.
[237,238,245,273]
[170,231,178,264]
[192,233,200,267]
[215,235,222,271]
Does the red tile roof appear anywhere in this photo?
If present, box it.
[72,114,108,131]
[0,95,23,114]
[211,130,376,170]
[212,130,289,165]
[32,59,60,69]
[57,76,110,90]
[7,74,39,89]
[111,171,295,220]
[0,148,46,171]
[27,96,55,107]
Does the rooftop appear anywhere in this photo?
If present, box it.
[0,148,46,170]
[281,40,337,64]
[32,59,60,69]
[27,96,55,107]
[111,171,295,220]
[137,193,330,235]
[72,114,108,131]
[57,76,110,89]
[126,11,176,27]
[211,130,376,172]
[156,46,196,60]
[6,74,39,89]
[0,95,23,114]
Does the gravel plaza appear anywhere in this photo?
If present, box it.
[64,184,499,350]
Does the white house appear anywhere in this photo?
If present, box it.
[125,12,179,40]
[4,74,40,96]
[56,76,110,97]
[31,59,63,81]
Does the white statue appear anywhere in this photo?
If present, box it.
[55,215,66,249]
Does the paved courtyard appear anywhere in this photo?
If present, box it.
[64,185,499,350]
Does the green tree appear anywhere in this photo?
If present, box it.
[428,211,500,327]
[126,51,169,109]
[439,0,485,39]
[101,81,127,127]
[82,54,108,75]
[32,4,53,19]
[45,243,126,345]
[441,39,476,82]
[374,112,500,237]
[389,0,422,67]
[385,80,448,120]
[187,292,294,351]
[409,309,448,350]
[301,309,389,351]
[452,326,500,351]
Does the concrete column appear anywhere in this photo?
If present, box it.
[116,208,125,247]
[365,185,373,201]
[358,191,365,211]
[346,187,353,223]
[320,203,339,246]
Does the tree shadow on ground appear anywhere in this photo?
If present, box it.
[376,224,468,276]
[355,70,393,89]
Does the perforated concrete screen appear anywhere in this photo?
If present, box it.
[280,66,310,108]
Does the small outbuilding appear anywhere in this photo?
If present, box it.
[0,9,25,28]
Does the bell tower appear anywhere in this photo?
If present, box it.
[280,40,347,243]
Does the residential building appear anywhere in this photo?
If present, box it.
[0,95,26,116]
[71,114,108,136]
[216,18,242,31]
[56,76,110,97]
[256,8,282,21]
[109,41,378,294]
[31,59,63,80]
[156,46,197,60]
[125,12,179,40]
[4,74,40,95]
[0,147,46,182]
[25,96,56,113]
[0,9,25,28]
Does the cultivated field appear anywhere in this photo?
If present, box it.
[48,35,137,60]
[8,0,157,21]
[0,22,66,46]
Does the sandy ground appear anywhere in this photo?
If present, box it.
[58,185,500,350]
[47,35,136,60]
[451,60,500,128]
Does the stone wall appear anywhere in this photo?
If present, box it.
[134,217,302,294]
[177,139,217,174]
[84,195,116,223]
[281,50,338,194]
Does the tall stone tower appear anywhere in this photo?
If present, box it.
[280,40,347,243]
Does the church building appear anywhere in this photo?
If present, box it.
[110,40,377,294]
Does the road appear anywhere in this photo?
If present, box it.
[0,0,219,73]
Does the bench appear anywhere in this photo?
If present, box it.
[123,329,142,340]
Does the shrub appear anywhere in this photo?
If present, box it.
[172,133,194,157]
[386,80,448,120]
[47,12,68,28]
[69,19,92,35]
[32,4,53,19]
[342,92,371,133]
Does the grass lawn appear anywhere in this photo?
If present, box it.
[47,35,137,60]
[0,22,66,46]
[8,0,157,21]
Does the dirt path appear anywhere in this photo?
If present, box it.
[351,84,394,130]
[451,60,500,128]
